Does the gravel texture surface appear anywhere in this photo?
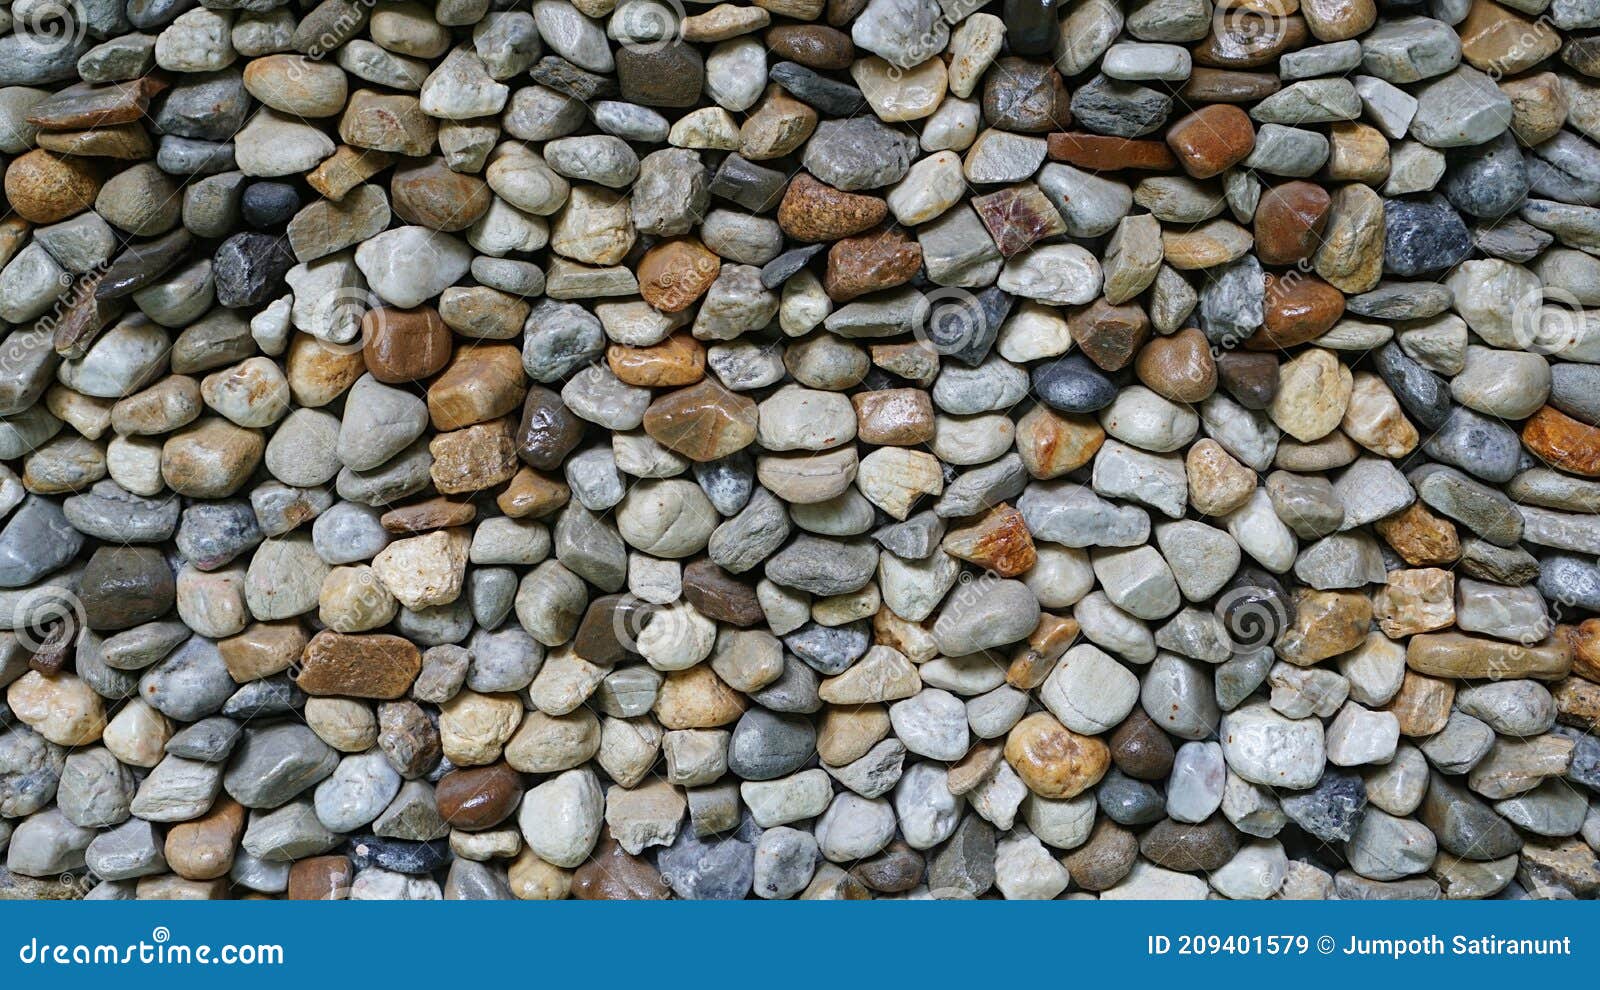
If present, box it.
[0,0,1599,901]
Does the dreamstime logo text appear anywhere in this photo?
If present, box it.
[17,927,284,967]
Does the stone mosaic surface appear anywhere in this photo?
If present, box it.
[0,0,1599,900]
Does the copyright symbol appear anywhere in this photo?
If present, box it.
[1317,936,1334,954]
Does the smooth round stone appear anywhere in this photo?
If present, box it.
[1033,354,1117,413]
[727,708,816,781]
[80,547,175,632]
[240,182,301,229]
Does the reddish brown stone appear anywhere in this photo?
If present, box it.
[682,559,764,627]
[288,856,353,899]
[1375,503,1461,567]
[823,226,922,301]
[296,630,423,699]
[391,157,491,231]
[1135,326,1217,403]
[574,594,652,665]
[1181,68,1283,102]
[497,467,570,519]
[1255,181,1332,266]
[572,836,671,899]
[1193,13,1309,68]
[1523,406,1600,478]
[362,306,452,384]
[642,379,758,462]
[1166,104,1256,178]
[428,345,527,431]
[1216,351,1279,408]
[1566,619,1600,684]
[1046,132,1178,171]
[380,496,476,534]
[514,385,585,471]
[1246,275,1346,349]
[607,333,706,387]
[435,762,524,831]
[971,183,1068,257]
[637,237,721,313]
[777,173,887,242]
[766,24,854,69]
[1070,300,1151,371]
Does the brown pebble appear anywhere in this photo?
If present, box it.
[1004,711,1109,799]
[1140,815,1241,872]
[1070,300,1151,371]
[1254,181,1331,266]
[941,504,1036,577]
[435,761,524,831]
[1182,67,1283,102]
[381,496,476,534]
[296,630,423,699]
[1016,406,1105,479]
[429,418,520,494]
[164,797,246,880]
[852,388,934,445]
[288,856,354,899]
[823,226,922,302]
[1216,351,1280,409]
[219,622,308,682]
[428,345,527,431]
[637,238,722,313]
[777,173,887,242]
[980,57,1071,133]
[1109,707,1176,780]
[514,385,584,471]
[1374,502,1461,567]
[1247,274,1346,349]
[362,306,453,384]
[497,467,570,518]
[971,183,1068,257]
[390,157,491,231]
[607,333,707,388]
[571,835,671,899]
[1165,104,1255,178]
[4,149,101,223]
[1047,132,1178,171]
[642,379,759,462]
[1193,13,1309,68]
[1523,406,1600,478]
[1062,818,1138,891]
[766,24,854,69]
[1134,327,1217,403]
[681,559,765,626]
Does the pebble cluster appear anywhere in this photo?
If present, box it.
[0,0,1598,904]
